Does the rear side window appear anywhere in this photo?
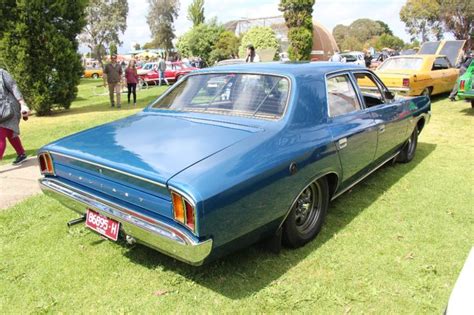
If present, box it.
[433,57,450,70]
[327,74,361,117]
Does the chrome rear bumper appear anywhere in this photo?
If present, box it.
[39,178,212,265]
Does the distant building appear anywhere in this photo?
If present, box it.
[224,16,339,61]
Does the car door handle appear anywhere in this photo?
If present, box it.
[337,138,347,150]
[379,124,386,133]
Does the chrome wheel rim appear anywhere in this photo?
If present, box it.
[294,183,322,234]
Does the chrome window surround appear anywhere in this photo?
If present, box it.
[149,71,294,122]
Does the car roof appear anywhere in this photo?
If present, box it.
[196,62,365,78]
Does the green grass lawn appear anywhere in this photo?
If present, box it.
[0,83,473,313]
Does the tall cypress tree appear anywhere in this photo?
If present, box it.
[279,0,315,61]
[0,0,87,115]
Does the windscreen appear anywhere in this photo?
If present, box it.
[378,57,423,70]
[152,73,290,120]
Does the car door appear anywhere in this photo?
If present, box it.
[353,71,409,162]
[326,73,378,186]
[431,57,451,93]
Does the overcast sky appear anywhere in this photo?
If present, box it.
[108,0,420,53]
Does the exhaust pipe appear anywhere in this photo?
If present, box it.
[67,215,86,227]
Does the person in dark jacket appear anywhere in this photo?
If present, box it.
[0,68,30,164]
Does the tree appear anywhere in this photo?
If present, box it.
[109,42,118,55]
[279,0,315,61]
[333,19,386,51]
[79,0,128,66]
[332,24,349,47]
[187,0,205,26]
[176,20,224,65]
[348,19,385,44]
[374,34,405,50]
[439,0,474,50]
[133,43,141,50]
[376,20,393,36]
[209,31,240,64]
[400,0,442,42]
[238,26,280,58]
[0,0,87,115]
[147,0,179,56]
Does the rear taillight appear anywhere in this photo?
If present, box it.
[459,80,465,91]
[402,78,410,87]
[171,191,196,232]
[38,152,54,175]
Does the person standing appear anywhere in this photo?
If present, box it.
[0,68,30,164]
[330,50,343,62]
[103,54,123,108]
[245,45,260,63]
[125,60,139,106]
[157,56,169,86]
[364,51,372,68]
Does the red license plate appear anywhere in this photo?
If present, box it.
[85,209,120,241]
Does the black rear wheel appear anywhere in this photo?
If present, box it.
[283,177,329,248]
[397,126,418,163]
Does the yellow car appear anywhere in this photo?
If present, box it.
[373,55,459,97]
[83,67,103,79]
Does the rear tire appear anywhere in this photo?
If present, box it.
[283,177,329,248]
[471,100,474,108]
[397,126,418,163]
[92,73,99,79]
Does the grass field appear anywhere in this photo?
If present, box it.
[0,81,473,313]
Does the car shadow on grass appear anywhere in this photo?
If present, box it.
[122,142,437,299]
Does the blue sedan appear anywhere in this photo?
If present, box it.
[38,63,431,265]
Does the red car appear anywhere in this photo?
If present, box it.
[139,62,198,84]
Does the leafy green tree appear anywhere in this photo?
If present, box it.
[176,20,224,65]
[0,0,87,115]
[109,42,118,55]
[279,0,315,61]
[348,19,385,44]
[147,0,179,55]
[439,0,474,50]
[332,24,349,47]
[238,26,279,58]
[133,43,141,50]
[374,34,405,50]
[400,0,442,42]
[376,20,393,36]
[208,31,240,64]
[79,0,128,66]
[187,0,205,26]
[333,19,386,51]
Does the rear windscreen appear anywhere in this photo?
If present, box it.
[152,73,290,120]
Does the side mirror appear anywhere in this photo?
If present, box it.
[384,90,395,100]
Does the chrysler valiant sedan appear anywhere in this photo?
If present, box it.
[38,63,431,265]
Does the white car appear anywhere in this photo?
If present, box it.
[341,52,366,66]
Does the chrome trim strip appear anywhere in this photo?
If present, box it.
[331,151,400,200]
[50,151,167,188]
[39,178,212,265]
